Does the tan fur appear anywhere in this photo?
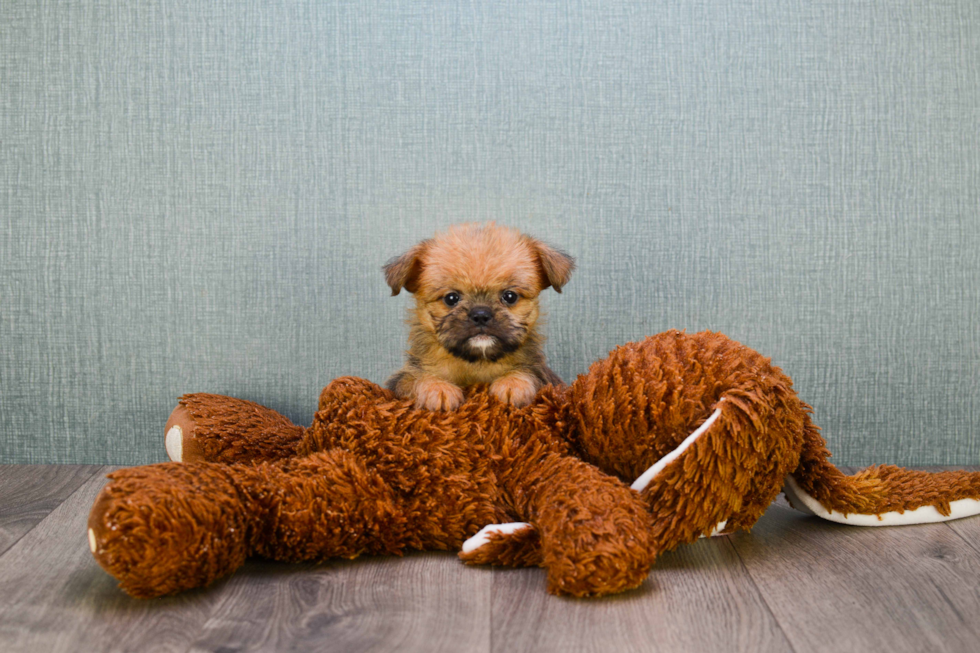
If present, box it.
[489,371,539,406]
[412,375,465,411]
[383,223,573,409]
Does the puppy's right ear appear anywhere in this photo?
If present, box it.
[383,240,429,295]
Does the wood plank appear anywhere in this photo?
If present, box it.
[729,500,980,653]
[490,537,792,653]
[0,467,229,653]
[922,467,980,558]
[189,553,491,653]
[0,465,102,557]
[947,515,980,557]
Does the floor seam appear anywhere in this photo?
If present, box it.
[944,522,980,557]
[724,536,800,653]
[0,465,106,561]
[489,566,495,653]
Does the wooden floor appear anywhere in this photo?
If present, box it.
[1,465,979,652]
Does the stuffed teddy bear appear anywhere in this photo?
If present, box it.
[87,330,980,599]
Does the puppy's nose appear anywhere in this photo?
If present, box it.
[469,306,493,326]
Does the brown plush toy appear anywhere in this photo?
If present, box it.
[87,331,980,599]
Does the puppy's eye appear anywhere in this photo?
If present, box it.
[501,290,519,305]
[443,292,461,307]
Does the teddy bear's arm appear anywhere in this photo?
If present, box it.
[489,452,652,597]
[164,393,307,464]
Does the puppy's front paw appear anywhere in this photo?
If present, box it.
[490,373,539,407]
[414,377,465,411]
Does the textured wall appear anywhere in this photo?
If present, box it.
[2,0,978,465]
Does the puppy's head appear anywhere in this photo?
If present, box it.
[384,223,574,363]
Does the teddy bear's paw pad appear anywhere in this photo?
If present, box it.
[165,425,183,462]
[699,520,729,538]
[459,522,542,567]
[164,404,202,462]
[462,522,532,553]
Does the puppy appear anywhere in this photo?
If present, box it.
[383,223,574,410]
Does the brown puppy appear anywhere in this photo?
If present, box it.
[383,223,574,410]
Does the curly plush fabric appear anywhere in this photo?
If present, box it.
[88,330,980,599]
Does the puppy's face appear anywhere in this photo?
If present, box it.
[384,223,574,363]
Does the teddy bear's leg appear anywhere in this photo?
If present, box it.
[88,450,410,598]
[164,393,306,463]
[249,451,410,563]
[499,453,652,597]
[630,397,800,553]
[88,461,254,597]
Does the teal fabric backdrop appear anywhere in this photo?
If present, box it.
[2,0,978,465]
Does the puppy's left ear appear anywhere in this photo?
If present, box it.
[383,240,429,295]
[530,239,575,293]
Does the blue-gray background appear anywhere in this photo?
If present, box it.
[2,0,978,465]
